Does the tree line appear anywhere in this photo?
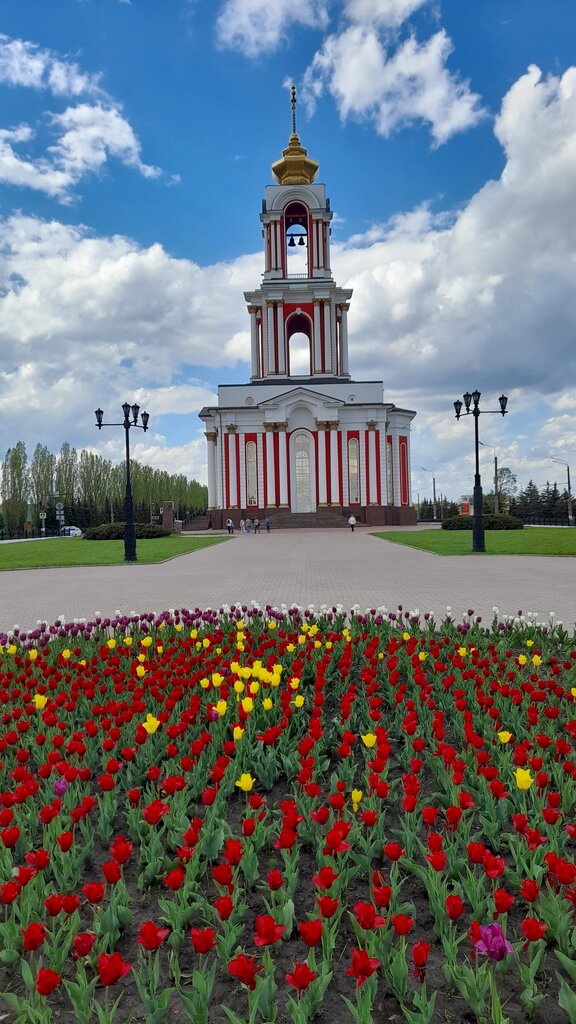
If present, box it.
[0,441,207,536]
[417,467,573,523]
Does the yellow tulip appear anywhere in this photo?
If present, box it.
[268,621,277,630]
[190,629,198,640]
[234,680,245,695]
[175,623,183,632]
[326,641,333,650]
[8,644,17,655]
[498,731,513,744]
[62,649,71,660]
[142,713,160,734]
[571,687,576,700]
[262,698,273,711]
[200,677,210,689]
[286,643,295,653]
[515,768,534,791]
[273,664,283,676]
[235,773,255,792]
[216,700,227,717]
[241,697,254,714]
[212,673,224,687]
[403,632,411,641]
[137,653,146,663]
[141,636,153,648]
[361,733,377,749]
[532,655,541,667]
[351,789,363,805]
[458,647,467,657]
[293,694,305,708]
[526,639,534,648]
[418,651,427,661]
[106,638,116,649]
[28,649,38,661]
[518,654,527,666]
[290,677,300,690]
[236,642,245,652]
[298,635,306,645]
[233,726,244,741]
[33,693,48,710]
[125,637,133,647]
[249,682,260,695]
[202,638,210,649]
[136,666,146,678]
[237,620,245,631]
[156,645,163,654]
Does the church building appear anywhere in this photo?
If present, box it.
[199,89,416,528]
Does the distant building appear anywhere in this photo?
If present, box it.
[200,89,416,527]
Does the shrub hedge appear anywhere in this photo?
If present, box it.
[83,523,171,540]
[442,514,524,531]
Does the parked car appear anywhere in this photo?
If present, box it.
[60,526,83,537]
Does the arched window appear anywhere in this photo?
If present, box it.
[285,201,308,276]
[348,438,360,504]
[245,442,258,507]
[286,312,312,375]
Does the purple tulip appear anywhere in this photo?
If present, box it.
[474,924,513,962]
[53,778,68,796]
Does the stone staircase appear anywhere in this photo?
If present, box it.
[260,507,349,530]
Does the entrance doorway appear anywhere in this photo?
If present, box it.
[291,432,315,513]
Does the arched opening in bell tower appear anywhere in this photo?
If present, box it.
[286,312,312,376]
[284,201,308,276]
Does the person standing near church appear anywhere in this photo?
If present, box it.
[348,514,356,533]
[254,517,261,534]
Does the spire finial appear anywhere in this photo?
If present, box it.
[290,84,297,136]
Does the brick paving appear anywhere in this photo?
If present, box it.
[0,528,575,634]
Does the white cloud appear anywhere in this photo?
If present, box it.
[0,35,159,200]
[216,0,330,57]
[303,26,485,143]
[0,34,102,96]
[344,0,430,28]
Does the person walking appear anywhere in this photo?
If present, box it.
[348,514,357,533]
[254,517,261,535]
[264,517,271,534]
[226,518,234,535]
[245,518,252,534]
[240,518,246,534]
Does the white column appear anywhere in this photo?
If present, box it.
[313,302,322,374]
[330,428,339,505]
[340,305,350,375]
[248,306,260,378]
[389,429,400,507]
[239,436,246,509]
[317,426,327,505]
[323,301,332,373]
[267,303,276,374]
[276,305,285,374]
[206,432,217,509]
[270,221,277,271]
[279,427,288,505]
[276,222,283,272]
[342,433,349,506]
[228,432,238,507]
[368,429,377,504]
[360,430,368,507]
[265,429,275,506]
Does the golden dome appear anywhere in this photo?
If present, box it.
[271,86,318,186]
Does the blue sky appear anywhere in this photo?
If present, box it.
[1,0,575,503]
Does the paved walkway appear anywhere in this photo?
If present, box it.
[0,529,575,634]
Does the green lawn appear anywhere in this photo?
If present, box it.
[0,535,229,570]
[371,527,576,556]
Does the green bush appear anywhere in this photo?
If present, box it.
[442,514,523,531]
[83,523,171,540]
[442,516,473,530]
[484,514,524,530]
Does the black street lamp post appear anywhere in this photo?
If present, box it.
[454,391,508,553]
[420,466,437,520]
[550,457,574,526]
[95,403,150,562]
[479,440,499,515]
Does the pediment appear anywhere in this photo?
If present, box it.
[257,386,345,411]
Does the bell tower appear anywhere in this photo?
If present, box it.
[245,87,352,381]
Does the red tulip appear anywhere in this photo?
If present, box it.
[36,967,61,996]
[72,932,96,959]
[109,835,133,864]
[266,869,284,891]
[298,918,323,947]
[286,960,317,991]
[163,867,185,891]
[214,895,234,921]
[521,917,547,942]
[44,894,64,916]
[445,894,465,921]
[391,914,413,935]
[1,881,21,904]
[56,831,74,852]
[97,952,132,985]
[191,927,218,953]
[493,888,514,916]
[142,800,169,825]
[102,860,122,884]
[22,922,47,951]
[383,842,404,862]
[346,947,380,988]
[82,882,106,904]
[353,901,386,930]
[312,866,339,889]
[228,953,263,990]
[316,895,339,918]
[412,940,431,980]
[520,879,540,903]
[253,914,285,946]
[138,921,170,950]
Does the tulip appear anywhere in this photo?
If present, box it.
[36,968,61,996]
[346,947,380,988]
[286,960,318,992]
[97,952,132,985]
[138,921,170,950]
[235,773,255,793]
[191,927,218,953]
[228,953,263,990]
[515,768,534,790]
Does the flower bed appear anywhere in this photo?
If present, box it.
[0,605,575,1024]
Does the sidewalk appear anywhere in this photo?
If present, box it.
[1,529,574,633]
